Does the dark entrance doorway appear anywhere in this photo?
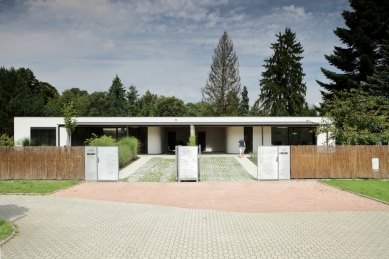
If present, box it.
[198,132,206,151]
[168,132,176,152]
[244,127,253,154]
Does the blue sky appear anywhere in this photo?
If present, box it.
[0,0,351,106]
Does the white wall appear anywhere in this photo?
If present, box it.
[148,127,162,154]
[263,127,272,146]
[195,127,225,152]
[14,117,63,146]
[226,127,243,153]
[253,126,263,148]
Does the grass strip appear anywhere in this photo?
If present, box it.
[0,219,14,242]
[319,179,389,203]
[0,180,81,194]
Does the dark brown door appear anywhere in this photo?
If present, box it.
[198,132,206,151]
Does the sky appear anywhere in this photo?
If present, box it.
[0,0,351,106]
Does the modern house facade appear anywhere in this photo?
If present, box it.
[14,117,330,154]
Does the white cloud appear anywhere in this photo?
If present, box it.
[0,0,351,106]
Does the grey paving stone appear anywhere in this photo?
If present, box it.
[0,195,388,258]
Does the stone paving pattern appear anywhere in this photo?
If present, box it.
[125,157,254,182]
[1,195,389,259]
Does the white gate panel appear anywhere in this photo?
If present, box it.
[278,146,291,180]
[258,146,278,180]
[85,146,98,181]
[177,146,200,182]
[97,147,119,181]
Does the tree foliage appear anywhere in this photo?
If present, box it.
[202,31,241,116]
[63,101,78,145]
[239,86,249,116]
[106,75,126,116]
[0,133,14,146]
[137,90,158,117]
[154,96,186,117]
[257,28,307,116]
[185,102,204,117]
[126,84,140,116]
[317,0,389,108]
[44,88,89,117]
[367,28,389,98]
[0,67,45,135]
[317,89,389,145]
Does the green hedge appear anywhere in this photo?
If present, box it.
[85,134,138,168]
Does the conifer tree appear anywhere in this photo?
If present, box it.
[367,28,389,98]
[317,0,389,106]
[239,86,249,116]
[202,31,241,116]
[106,75,126,116]
[257,28,306,116]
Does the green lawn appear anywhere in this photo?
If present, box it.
[319,179,389,203]
[0,219,14,242]
[0,180,80,194]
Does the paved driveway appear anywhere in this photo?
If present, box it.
[1,155,389,258]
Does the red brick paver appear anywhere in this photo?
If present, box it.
[53,181,389,213]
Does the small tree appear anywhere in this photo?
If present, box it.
[63,101,78,146]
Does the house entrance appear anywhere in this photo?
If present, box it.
[198,132,206,151]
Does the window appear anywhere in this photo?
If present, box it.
[271,127,316,145]
[31,127,56,146]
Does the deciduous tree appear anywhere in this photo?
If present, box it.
[317,89,389,145]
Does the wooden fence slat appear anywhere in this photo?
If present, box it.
[291,146,389,179]
[0,146,85,180]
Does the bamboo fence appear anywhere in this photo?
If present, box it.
[0,146,85,180]
[291,146,389,179]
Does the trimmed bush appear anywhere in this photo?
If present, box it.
[0,134,14,146]
[118,137,138,167]
[85,134,138,168]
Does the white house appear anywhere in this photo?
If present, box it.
[14,117,330,154]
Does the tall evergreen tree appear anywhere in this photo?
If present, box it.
[126,84,140,116]
[257,28,306,116]
[202,31,241,116]
[239,86,249,116]
[317,0,389,106]
[367,28,389,98]
[106,75,126,116]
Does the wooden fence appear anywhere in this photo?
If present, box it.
[0,146,85,180]
[291,146,389,179]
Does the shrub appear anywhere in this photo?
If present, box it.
[118,137,138,167]
[85,134,138,168]
[249,152,257,161]
[85,133,117,146]
[0,134,14,146]
[188,135,196,146]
